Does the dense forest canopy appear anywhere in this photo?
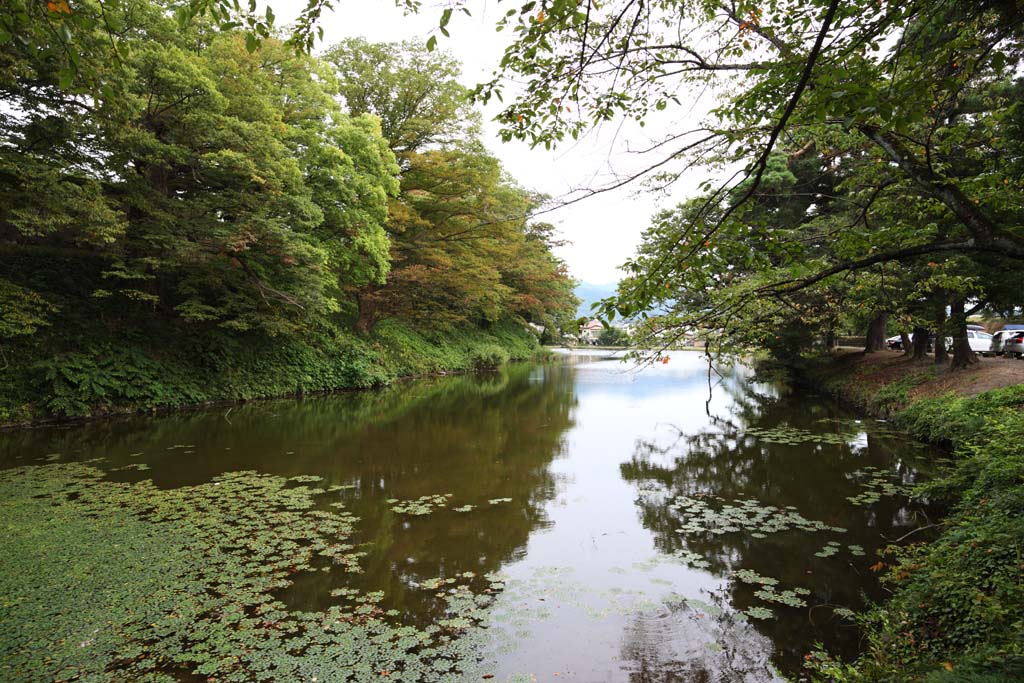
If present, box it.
[130,0,1022,367]
[0,0,578,418]
[4,0,1023,367]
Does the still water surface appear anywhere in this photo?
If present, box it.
[1,350,936,682]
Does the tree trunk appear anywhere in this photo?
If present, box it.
[949,296,978,369]
[912,326,929,360]
[354,285,380,334]
[900,331,912,356]
[933,301,948,365]
[864,311,888,353]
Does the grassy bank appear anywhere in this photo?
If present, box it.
[798,353,1024,683]
[0,319,541,427]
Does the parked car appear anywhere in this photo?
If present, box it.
[1003,330,1024,358]
[968,330,993,353]
[886,335,904,351]
[990,329,1014,356]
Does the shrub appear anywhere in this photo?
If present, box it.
[471,344,510,369]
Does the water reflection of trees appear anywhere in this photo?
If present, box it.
[619,592,782,683]
[619,368,936,673]
[2,363,580,626]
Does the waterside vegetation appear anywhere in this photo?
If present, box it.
[799,355,1024,683]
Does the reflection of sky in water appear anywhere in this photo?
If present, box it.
[485,353,784,682]
[483,350,933,682]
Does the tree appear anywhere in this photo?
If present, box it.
[598,325,630,346]
[324,39,577,333]
[1,1,399,341]
[323,38,480,157]
[462,0,1023,361]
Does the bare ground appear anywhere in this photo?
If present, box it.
[827,347,1024,401]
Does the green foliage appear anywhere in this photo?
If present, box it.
[870,372,932,415]
[35,346,205,416]
[0,5,576,423]
[325,39,577,335]
[464,0,1024,361]
[597,326,630,347]
[472,344,511,369]
[1,320,537,421]
[896,384,1024,449]
[0,278,57,338]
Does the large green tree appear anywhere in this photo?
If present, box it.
[325,38,577,333]
[1,0,399,340]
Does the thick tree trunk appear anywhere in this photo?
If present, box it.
[864,311,888,353]
[933,301,948,365]
[949,297,978,369]
[900,331,912,356]
[911,326,930,360]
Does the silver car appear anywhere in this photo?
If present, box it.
[1003,330,1024,358]
[990,330,1011,355]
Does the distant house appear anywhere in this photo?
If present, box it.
[579,319,603,344]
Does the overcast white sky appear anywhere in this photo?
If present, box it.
[270,1,710,284]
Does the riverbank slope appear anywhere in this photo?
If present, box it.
[797,351,1023,683]
[0,319,540,428]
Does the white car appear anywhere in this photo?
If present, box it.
[968,330,992,353]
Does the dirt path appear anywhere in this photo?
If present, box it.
[827,348,1024,401]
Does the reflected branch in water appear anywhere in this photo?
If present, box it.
[619,590,783,683]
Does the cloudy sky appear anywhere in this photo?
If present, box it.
[271,1,709,284]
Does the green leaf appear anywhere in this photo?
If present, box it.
[57,67,75,90]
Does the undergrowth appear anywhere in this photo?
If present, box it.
[0,319,538,425]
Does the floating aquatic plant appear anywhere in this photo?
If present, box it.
[389,493,452,515]
[753,586,809,608]
[744,606,775,620]
[743,425,859,446]
[672,495,846,537]
[669,549,712,570]
[846,467,910,505]
[0,463,499,683]
[111,462,151,471]
[288,474,324,483]
[814,541,843,558]
[733,569,779,586]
